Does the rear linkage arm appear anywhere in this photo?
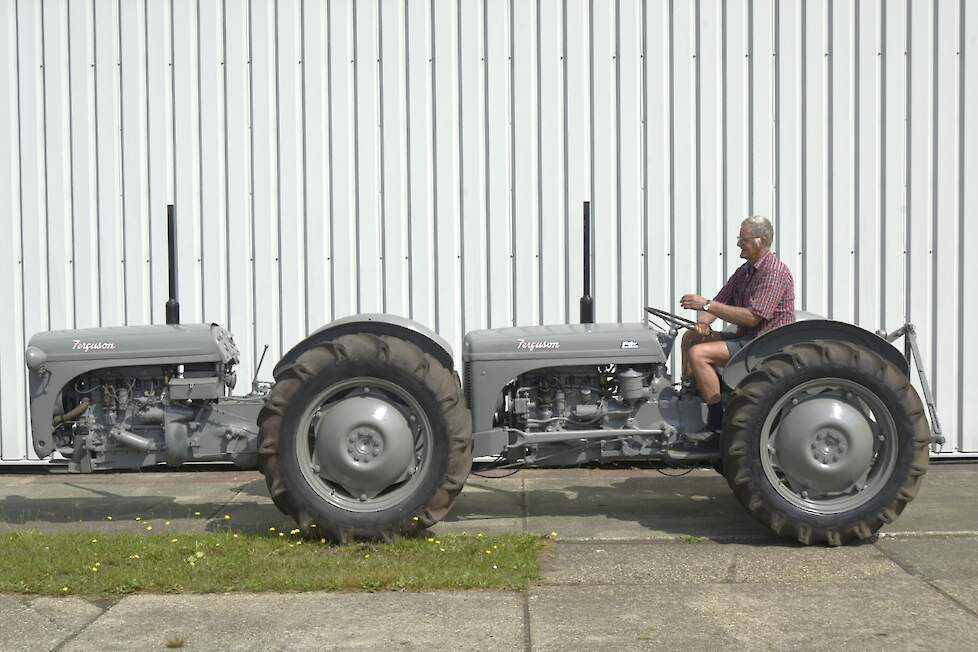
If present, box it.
[877,324,944,452]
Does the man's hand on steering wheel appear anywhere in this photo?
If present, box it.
[679,294,709,311]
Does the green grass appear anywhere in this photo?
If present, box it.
[0,531,544,597]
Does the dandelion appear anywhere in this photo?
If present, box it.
[412,516,419,521]
[310,523,317,528]
[128,554,140,560]
[189,561,196,567]
[269,527,276,532]
[233,534,239,539]
[91,566,99,572]
[44,546,49,551]
[492,565,498,570]
[90,539,98,544]
[95,562,101,567]
[550,531,558,538]
[61,586,69,593]
[135,517,141,521]
[171,538,178,543]
[224,514,231,520]
[194,551,204,559]
[440,548,446,552]
[105,516,113,521]
[146,525,153,531]
[477,533,484,538]
[164,521,171,526]
[194,511,202,517]
[365,554,370,559]
[485,549,492,555]
[288,544,294,548]
[290,528,301,535]
[278,532,285,537]
[296,541,303,546]
[427,537,435,543]
[320,538,326,544]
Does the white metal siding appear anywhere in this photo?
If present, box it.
[1,0,976,460]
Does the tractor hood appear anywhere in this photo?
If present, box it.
[463,322,668,363]
[26,323,239,368]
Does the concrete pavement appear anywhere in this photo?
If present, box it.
[1,463,977,650]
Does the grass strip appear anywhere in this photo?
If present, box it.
[0,531,544,597]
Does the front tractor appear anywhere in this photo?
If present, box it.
[22,205,942,546]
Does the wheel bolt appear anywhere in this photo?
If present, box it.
[359,494,367,501]
[311,464,320,473]
[878,435,885,442]
[791,398,799,405]
[800,490,809,499]
[363,387,370,393]
[409,414,417,422]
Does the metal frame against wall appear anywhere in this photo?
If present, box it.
[1,0,976,461]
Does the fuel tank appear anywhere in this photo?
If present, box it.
[463,322,669,363]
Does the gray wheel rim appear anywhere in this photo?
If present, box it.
[759,377,898,515]
[294,377,434,513]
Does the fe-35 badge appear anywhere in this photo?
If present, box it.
[620,340,639,350]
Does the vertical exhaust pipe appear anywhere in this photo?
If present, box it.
[579,201,594,324]
[165,204,180,325]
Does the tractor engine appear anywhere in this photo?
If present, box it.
[506,364,672,433]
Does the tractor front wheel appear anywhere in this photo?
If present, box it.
[257,334,472,543]
[721,340,930,545]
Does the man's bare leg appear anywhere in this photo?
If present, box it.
[687,341,732,431]
[681,330,722,381]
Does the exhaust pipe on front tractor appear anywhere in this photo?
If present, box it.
[165,204,180,325]
[579,201,594,324]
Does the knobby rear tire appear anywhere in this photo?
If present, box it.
[721,340,930,546]
[257,334,472,543]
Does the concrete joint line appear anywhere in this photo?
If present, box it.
[520,478,528,533]
[205,487,245,522]
[872,542,978,621]
[49,601,112,652]
[521,592,533,652]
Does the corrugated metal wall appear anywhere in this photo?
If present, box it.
[1,0,976,461]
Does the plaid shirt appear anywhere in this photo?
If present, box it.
[713,252,795,339]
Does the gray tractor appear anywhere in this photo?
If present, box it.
[22,204,942,546]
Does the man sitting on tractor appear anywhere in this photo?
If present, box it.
[679,215,795,433]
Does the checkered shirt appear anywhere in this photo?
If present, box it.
[713,252,796,339]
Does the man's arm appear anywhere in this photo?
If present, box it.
[702,301,761,328]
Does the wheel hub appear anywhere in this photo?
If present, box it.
[773,397,874,494]
[312,395,415,500]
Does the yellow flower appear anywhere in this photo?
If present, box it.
[296,541,303,545]
[224,514,231,520]
[61,586,69,593]
[146,525,153,531]
[320,539,326,544]
[233,534,239,539]
[290,528,301,535]
[427,537,435,543]
[105,516,113,521]
[269,527,276,532]
[439,548,446,552]
[95,562,101,567]
[171,538,178,543]
[365,554,370,559]
[310,523,317,528]
[128,554,140,560]
[135,517,141,521]
[90,539,97,543]
[164,521,171,526]
[91,566,98,572]
[278,532,285,537]
[550,531,558,538]
[485,550,492,555]
[194,551,204,559]
[194,511,202,517]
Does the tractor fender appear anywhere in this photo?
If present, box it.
[272,314,456,379]
[722,318,909,389]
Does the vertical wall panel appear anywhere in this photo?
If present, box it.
[0,0,27,459]
[2,0,976,459]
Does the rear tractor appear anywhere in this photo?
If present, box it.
[23,204,943,545]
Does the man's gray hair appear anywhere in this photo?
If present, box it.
[742,215,774,247]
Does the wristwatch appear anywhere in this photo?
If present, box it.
[703,302,712,313]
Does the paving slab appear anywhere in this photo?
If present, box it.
[529,578,977,651]
[542,540,904,585]
[0,595,95,651]
[59,591,524,652]
[875,535,978,580]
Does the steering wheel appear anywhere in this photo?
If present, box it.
[644,306,697,331]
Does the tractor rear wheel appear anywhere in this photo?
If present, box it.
[257,334,472,543]
[721,340,930,545]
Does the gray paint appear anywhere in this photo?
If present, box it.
[463,322,667,441]
[2,1,976,459]
[25,323,235,457]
